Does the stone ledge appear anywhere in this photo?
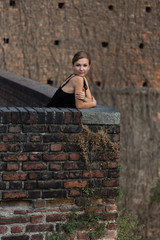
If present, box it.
[80,104,120,125]
[0,70,120,125]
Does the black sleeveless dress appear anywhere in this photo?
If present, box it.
[46,74,87,108]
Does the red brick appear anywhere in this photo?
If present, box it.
[33,200,45,208]
[105,205,117,212]
[2,135,15,142]
[77,232,88,239]
[8,144,20,152]
[69,172,81,178]
[0,226,7,234]
[2,133,26,143]
[26,224,53,232]
[46,213,69,222]
[7,163,19,171]
[113,134,120,142]
[69,190,81,197]
[42,190,66,199]
[1,236,29,240]
[22,163,47,171]
[2,192,27,199]
[24,182,37,190]
[3,173,27,181]
[29,115,37,124]
[8,126,21,133]
[108,222,118,230]
[31,215,44,223]
[64,162,79,170]
[73,112,81,124]
[23,144,48,152]
[2,154,28,161]
[30,135,41,142]
[11,225,23,233]
[46,198,74,207]
[14,210,29,214]
[10,181,22,189]
[49,163,62,170]
[64,180,87,188]
[55,172,69,179]
[50,144,62,152]
[17,154,28,161]
[43,154,67,161]
[107,161,119,169]
[83,171,105,178]
[28,172,40,180]
[64,112,72,124]
[29,154,41,161]
[82,171,93,178]
[31,234,43,240]
[95,171,105,178]
[103,179,119,187]
[0,144,8,151]
[0,216,30,224]
[99,212,118,220]
[69,153,80,161]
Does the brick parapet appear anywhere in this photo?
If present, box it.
[0,107,120,240]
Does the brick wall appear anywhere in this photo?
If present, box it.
[0,0,160,88]
[0,106,120,240]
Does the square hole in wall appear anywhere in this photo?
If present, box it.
[108,5,114,10]
[96,81,101,87]
[102,42,109,48]
[58,2,65,8]
[54,40,60,46]
[3,38,9,44]
[47,79,53,86]
[10,0,16,7]
[146,6,152,12]
[139,43,144,49]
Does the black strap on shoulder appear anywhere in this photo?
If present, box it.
[61,74,88,95]
[61,74,75,88]
[83,78,88,96]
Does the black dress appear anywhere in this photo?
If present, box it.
[46,74,87,108]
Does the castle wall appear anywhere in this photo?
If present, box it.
[96,87,160,240]
[0,106,120,240]
[0,0,160,88]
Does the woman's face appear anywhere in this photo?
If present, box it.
[73,58,90,77]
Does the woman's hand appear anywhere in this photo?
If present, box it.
[76,91,96,104]
[74,76,97,109]
[75,91,85,100]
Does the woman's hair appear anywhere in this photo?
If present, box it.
[72,51,91,65]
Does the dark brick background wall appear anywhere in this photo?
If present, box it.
[0,107,120,240]
[0,0,160,88]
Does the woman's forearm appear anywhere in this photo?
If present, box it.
[76,97,97,109]
[83,96,94,103]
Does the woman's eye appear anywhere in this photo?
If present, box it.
[84,64,87,67]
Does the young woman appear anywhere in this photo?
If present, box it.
[46,51,97,109]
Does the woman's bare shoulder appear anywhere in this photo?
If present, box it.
[71,75,84,85]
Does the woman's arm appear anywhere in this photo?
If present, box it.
[73,76,97,109]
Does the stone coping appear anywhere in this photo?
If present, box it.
[0,70,120,125]
[80,104,120,125]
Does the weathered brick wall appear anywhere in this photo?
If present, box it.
[0,0,160,88]
[0,107,120,240]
